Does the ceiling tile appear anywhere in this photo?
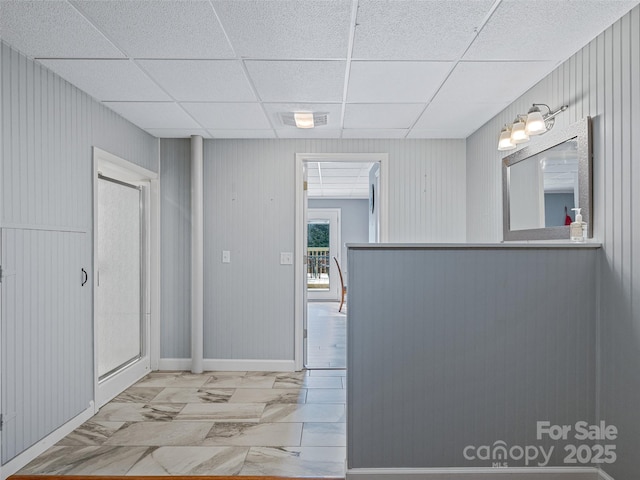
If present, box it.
[103,102,200,129]
[342,129,408,139]
[212,0,352,58]
[37,59,170,102]
[347,61,453,103]
[73,0,234,58]
[344,104,425,129]
[138,60,255,102]
[407,130,468,139]
[465,0,640,61]
[0,0,123,58]
[145,128,211,138]
[275,129,342,139]
[246,61,346,102]
[413,98,510,137]
[208,130,276,139]
[352,0,495,60]
[181,103,271,129]
[436,61,557,104]
[263,103,343,129]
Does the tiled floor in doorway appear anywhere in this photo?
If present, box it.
[18,369,346,477]
[306,301,346,369]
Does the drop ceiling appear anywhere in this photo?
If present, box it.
[1,0,638,140]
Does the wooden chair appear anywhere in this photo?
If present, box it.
[333,256,347,313]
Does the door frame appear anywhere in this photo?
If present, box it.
[92,147,160,409]
[294,153,389,371]
[307,208,341,301]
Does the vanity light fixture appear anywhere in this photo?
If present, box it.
[497,103,568,151]
[498,125,516,151]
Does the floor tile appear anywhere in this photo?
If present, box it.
[113,387,164,403]
[203,422,303,446]
[306,388,346,404]
[19,446,151,475]
[308,369,346,376]
[275,375,344,389]
[176,403,265,422]
[240,446,346,477]
[56,420,125,446]
[104,421,212,446]
[126,446,248,475]
[150,387,234,403]
[135,372,211,388]
[93,402,184,422]
[261,403,345,423]
[205,373,276,389]
[229,388,307,405]
[301,422,346,446]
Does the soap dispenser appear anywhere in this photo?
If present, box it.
[570,208,587,242]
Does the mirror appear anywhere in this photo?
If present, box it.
[503,116,592,241]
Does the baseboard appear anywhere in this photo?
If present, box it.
[0,404,95,480]
[598,468,615,480]
[158,358,296,372]
[346,466,599,480]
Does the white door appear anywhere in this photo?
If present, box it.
[95,174,149,407]
[307,208,340,301]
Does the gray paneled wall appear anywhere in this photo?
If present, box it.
[466,5,640,478]
[192,138,465,362]
[347,245,598,470]
[160,139,191,359]
[0,41,157,464]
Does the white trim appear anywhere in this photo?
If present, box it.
[95,360,151,407]
[346,466,599,480]
[598,469,616,480]
[0,404,94,480]
[158,358,296,372]
[294,152,389,370]
[93,147,159,407]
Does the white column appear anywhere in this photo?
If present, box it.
[190,135,204,374]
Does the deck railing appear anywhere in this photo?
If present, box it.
[307,247,330,284]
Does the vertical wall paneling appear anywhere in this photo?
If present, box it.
[347,245,598,470]
[1,229,91,463]
[196,139,466,363]
[160,139,191,359]
[0,41,157,465]
[465,5,640,478]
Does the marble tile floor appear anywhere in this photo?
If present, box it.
[18,370,346,477]
[306,301,346,369]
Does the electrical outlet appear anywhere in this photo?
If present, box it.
[222,250,230,263]
[280,252,293,265]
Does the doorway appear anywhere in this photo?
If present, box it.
[93,148,159,408]
[294,153,389,370]
[307,208,341,301]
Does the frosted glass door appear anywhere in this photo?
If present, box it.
[97,176,142,379]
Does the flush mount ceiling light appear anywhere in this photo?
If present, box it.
[294,112,314,129]
[497,103,568,151]
[280,112,329,129]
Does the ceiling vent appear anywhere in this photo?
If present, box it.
[280,112,328,128]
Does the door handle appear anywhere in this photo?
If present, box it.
[81,268,88,286]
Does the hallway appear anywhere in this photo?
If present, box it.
[306,302,346,369]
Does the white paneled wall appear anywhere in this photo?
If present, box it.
[0,41,157,466]
[466,6,640,478]
[184,138,465,362]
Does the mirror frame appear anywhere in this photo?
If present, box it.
[502,116,593,241]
